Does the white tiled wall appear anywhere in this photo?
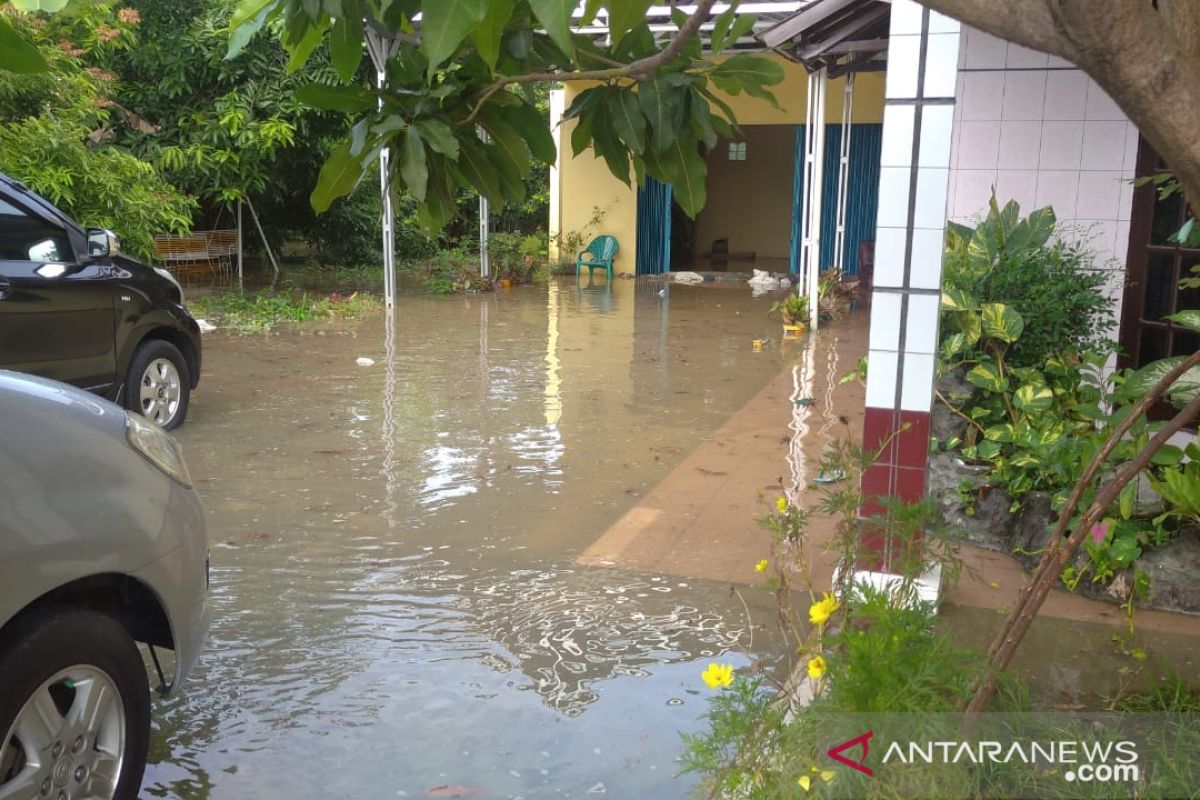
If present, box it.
[947,26,1138,322]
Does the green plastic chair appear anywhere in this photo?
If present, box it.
[575,235,619,280]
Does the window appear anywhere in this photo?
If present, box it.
[727,141,747,161]
[0,198,71,263]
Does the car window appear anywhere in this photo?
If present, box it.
[0,198,72,263]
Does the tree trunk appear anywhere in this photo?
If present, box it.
[921,0,1200,205]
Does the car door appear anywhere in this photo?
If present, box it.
[0,196,117,392]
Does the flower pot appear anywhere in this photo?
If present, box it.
[500,278,514,290]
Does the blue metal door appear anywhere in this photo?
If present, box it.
[636,177,672,275]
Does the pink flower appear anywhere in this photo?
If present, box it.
[1091,523,1108,545]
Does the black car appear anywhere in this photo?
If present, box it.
[0,174,201,429]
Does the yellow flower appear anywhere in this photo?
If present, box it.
[701,662,734,689]
[808,592,840,626]
[798,775,811,791]
[754,559,769,573]
[807,655,827,679]
[776,496,788,512]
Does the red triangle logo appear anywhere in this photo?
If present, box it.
[827,731,874,776]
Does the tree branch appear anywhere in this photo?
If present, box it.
[464,0,719,123]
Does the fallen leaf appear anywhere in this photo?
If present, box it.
[426,786,483,798]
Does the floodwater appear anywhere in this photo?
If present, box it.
[148,278,797,799]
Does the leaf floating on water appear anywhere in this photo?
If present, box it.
[587,783,607,794]
[426,786,484,799]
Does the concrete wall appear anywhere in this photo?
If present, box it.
[694,125,796,261]
[947,25,1139,317]
[549,56,887,274]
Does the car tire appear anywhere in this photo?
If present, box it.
[0,609,151,800]
[125,339,191,430]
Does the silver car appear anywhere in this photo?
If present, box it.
[0,371,209,800]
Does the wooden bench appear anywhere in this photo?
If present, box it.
[153,230,238,282]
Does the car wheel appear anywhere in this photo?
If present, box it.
[0,609,150,800]
[125,339,190,430]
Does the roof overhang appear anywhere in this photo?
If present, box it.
[759,0,890,76]
[571,2,814,53]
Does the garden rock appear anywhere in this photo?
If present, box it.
[925,453,1014,550]
[931,368,979,444]
[1135,471,1166,517]
[1010,491,1055,554]
[1138,529,1200,615]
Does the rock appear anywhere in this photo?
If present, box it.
[1135,471,1166,517]
[1011,491,1055,554]
[931,401,967,445]
[355,356,375,367]
[925,452,1014,550]
[1138,529,1200,615]
[936,366,979,406]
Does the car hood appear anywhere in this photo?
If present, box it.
[0,371,128,441]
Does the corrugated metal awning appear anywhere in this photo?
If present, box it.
[759,0,890,76]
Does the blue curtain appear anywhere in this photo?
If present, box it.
[789,123,883,277]
[636,177,672,275]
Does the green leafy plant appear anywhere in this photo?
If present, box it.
[768,293,810,326]
[188,288,381,333]
[943,196,1114,367]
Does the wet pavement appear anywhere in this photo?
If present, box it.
[149,278,798,799]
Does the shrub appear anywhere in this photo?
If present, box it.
[943,197,1114,367]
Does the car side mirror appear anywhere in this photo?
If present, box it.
[87,228,120,258]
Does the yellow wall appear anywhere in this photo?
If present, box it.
[694,125,796,261]
[550,56,885,273]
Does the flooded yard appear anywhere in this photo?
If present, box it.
[149,278,798,799]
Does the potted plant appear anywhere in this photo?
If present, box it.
[769,293,811,328]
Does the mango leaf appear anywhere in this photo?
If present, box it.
[981,303,1024,344]
[228,0,277,28]
[645,134,707,217]
[329,0,364,82]
[457,137,504,205]
[311,140,367,213]
[726,13,758,49]
[638,77,685,153]
[1166,309,1200,333]
[708,4,736,52]
[285,20,328,71]
[580,0,604,24]
[498,104,555,164]
[0,16,48,73]
[399,128,428,201]
[480,109,531,178]
[414,119,459,160]
[589,106,631,186]
[1013,383,1054,413]
[608,0,654,47]
[966,362,1005,393]
[421,0,488,77]
[688,93,718,149]
[528,0,576,56]
[295,83,375,112]
[610,90,647,154]
[470,0,515,72]
[709,54,783,108]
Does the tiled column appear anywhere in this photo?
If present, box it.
[857,1,960,589]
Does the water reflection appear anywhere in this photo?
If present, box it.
[159,279,794,798]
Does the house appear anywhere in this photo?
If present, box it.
[551,0,1177,602]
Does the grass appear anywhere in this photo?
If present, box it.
[188,289,382,334]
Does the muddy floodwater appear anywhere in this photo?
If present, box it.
[148,278,797,799]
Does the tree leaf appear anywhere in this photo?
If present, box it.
[286,20,328,72]
[398,128,429,200]
[457,138,503,204]
[688,92,718,149]
[590,107,630,186]
[980,302,1024,344]
[420,0,488,78]
[295,83,375,112]
[708,4,736,53]
[10,0,70,9]
[610,90,646,154]
[470,0,515,72]
[228,0,277,28]
[725,12,757,47]
[638,77,683,153]
[329,0,364,82]
[608,0,654,47]
[480,109,530,177]
[311,140,367,213]
[710,54,784,97]
[527,0,576,57]
[414,119,459,159]
[498,104,555,164]
[647,134,706,217]
[0,16,48,74]
[226,4,273,60]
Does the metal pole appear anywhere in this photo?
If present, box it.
[366,28,398,309]
[834,73,854,274]
[801,68,827,331]
[236,200,244,289]
[479,197,490,279]
[245,199,279,275]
